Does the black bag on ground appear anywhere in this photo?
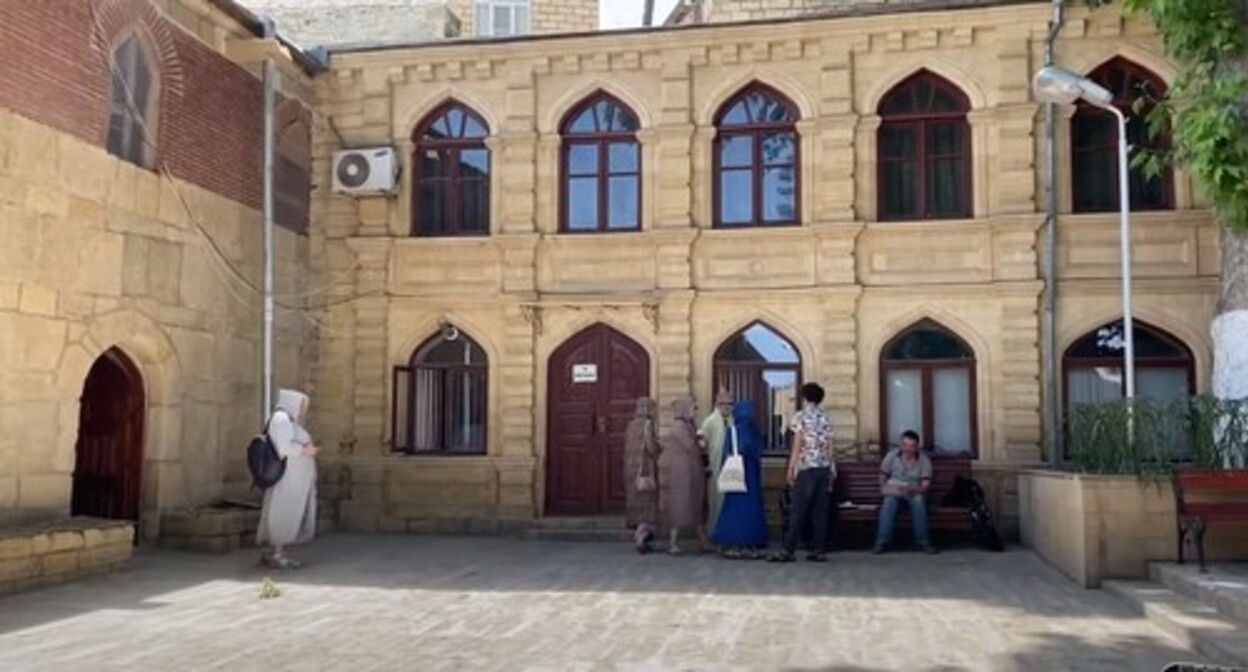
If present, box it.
[247,412,287,490]
[943,475,1004,552]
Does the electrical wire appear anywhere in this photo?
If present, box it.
[86,1,384,317]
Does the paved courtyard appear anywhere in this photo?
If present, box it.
[0,535,1207,671]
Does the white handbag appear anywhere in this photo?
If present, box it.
[716,425,748,494]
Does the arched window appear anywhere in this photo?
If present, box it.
[713,322,802,455]
[413,102,491,237]
[392,328,488,454]
[1064,320,1194,410]
[107,34,158,168]
[1072,58,1173,213]
[714,83,800,228]
[880,321,977,457]
[561,93,641,233]
[877,71,971,221]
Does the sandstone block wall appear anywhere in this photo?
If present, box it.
[311,1,1219,531]
[0,0,317,535]
[0,519,135,597]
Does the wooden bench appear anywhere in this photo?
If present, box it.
[834,458,975,537]
[1174,469,1248,572]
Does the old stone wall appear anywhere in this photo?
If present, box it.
[311,1,1219,532]
[0,0,316,536]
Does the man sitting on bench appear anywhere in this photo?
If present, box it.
[873,430,939,555]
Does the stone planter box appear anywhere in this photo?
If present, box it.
[1019,469,1248,588]
[0,517,134,597]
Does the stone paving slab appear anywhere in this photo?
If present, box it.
[0,534,1210,671]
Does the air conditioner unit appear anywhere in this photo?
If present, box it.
[332,147,399,196]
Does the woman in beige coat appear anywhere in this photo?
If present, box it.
[660,396,710,555]
[624,397,660,553]
[257,389,319,569]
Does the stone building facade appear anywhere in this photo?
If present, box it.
[246,0,599,48]
[311,1,1218,536]
[0,0,316,537]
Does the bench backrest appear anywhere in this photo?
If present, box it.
[1174,469,1248,516]
[835,457,972,505]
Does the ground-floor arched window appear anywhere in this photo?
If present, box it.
[880,321,977,457]
[713,322,802,455]
[392,328,488,455]
[1063,320,1195,457]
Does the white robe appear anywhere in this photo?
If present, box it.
[257,389,318,547]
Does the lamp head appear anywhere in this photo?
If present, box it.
[1033,66,1114,109]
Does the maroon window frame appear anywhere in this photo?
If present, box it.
[713,82,801,228]
[877,71,972,221]
[412,101,491,237]
[560,92,642,233]
[712,321,803,456]
[1062,320,1195,407]
[1072,58,1173,213]
[879,320,978,458]
[391,330,488,455]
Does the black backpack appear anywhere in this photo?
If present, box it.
[247,411,288,490]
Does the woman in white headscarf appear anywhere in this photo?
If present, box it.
[257,389,319,569]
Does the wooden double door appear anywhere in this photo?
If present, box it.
[546,324,650,517]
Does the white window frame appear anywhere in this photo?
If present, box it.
[474,0,531,37]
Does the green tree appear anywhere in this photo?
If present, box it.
[1084,0,1248,464]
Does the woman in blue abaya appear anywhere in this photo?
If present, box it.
[711,400,769,558]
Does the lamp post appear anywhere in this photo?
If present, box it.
[1032,66,1136,418]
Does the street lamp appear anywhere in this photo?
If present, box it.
[1033,66,1136,406]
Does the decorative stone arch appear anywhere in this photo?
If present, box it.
[697,71,815,127]
[56,309,182,540]
[398,89,500,142]
[537,314,659,371]
[860,59,988,114]
[391,313,501,368]
[542,81,654,135]
[705,312,817,380]
[1058,307,1211,392]
[1066,46,1178,88]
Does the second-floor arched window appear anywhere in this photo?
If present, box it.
[107,33,158,168]
[714,83,800,228]
[1072,58,1173,213]
[877,71,972,221]
[561,92,642,233]
[413,102,491,237]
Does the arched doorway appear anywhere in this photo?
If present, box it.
[546,324,650,516]
[72,348,145,525]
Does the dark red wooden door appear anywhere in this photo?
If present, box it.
[546,324,650,516]
[72,348,145,525]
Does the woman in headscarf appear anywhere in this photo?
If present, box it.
[624,397,660,553]
[257,389,319,569]
[660,396,710,555]
[699,389,734,534]
[711,400,769,558]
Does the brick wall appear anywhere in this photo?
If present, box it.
[0,0,311,223]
